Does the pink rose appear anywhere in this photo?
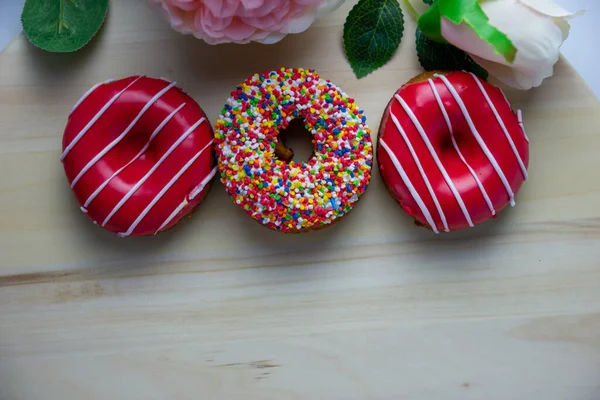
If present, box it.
[150,0,344,45]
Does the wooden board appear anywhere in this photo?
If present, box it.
[1,1,600,399]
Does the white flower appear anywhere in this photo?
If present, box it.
[440,0,583,90]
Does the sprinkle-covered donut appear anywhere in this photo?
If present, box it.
[62,76,216,237]
[377,71,529,232]
[215,68,373,233]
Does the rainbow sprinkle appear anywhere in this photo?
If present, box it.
[215,68,373,232]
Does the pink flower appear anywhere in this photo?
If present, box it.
[150,0,344,44]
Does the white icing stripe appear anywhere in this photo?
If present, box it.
[189,166,217,200]
[469,73,528,181]
[389,112,448,231]
[70,79,116,115]
[428,79,496,216]
[119,141,214,237]
[70,83,102,115]
[500,89,511,109]
[70,81,178,188]
[154,166,217,234]
[379,139,439,233]
[155,202,187,235]
[395,94,473,228]
[102,118,207,227]
[61,76,144,161]
[83,102,187,208]
[428,79,453,133]
[517,110,530,142]
[435,74,516,207]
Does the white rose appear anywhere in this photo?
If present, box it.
[439,0,583,90]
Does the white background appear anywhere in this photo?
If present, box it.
[0,0,598,98]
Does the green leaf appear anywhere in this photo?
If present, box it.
[422,0,434,5]
[415,28,488,80]
[418,0,517,63]
[417,2,445,43]
[343,0,405,79]
[21,0,109,53]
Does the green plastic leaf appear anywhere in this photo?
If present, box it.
[21,0,109,53]
[417,2,445,43]
[343,0,405,79]
[418,0,517,63]
[416,28,488,80]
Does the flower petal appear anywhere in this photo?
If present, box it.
[441,0,567,89]
[240,0,264,10]
[470,55,555,90]
[256,31,288,44]
[517,0,580,17]
[316,0,345,18]
[152,0,341,44]
[285,7,320,33]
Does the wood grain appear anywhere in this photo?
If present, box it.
[1,1,600,399]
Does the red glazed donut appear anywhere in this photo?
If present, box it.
[377,71,529,232]
[62,76,216,237]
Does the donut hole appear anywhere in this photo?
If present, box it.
[275,119,314,163]
[439,131,478,170]
[117,132,154,163]
[440,131,465,154]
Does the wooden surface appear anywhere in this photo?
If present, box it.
[1,1,600,399]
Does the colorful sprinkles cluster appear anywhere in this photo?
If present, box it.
[215,68,373,232]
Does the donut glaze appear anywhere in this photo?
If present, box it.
[377,71,529,232]
[62,76,216,237]
[215,68,373,233]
